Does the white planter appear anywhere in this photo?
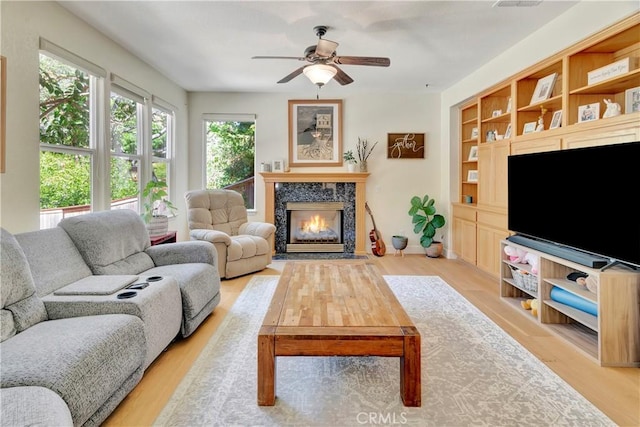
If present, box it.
[147,215,169,237]
[346,162,357,172]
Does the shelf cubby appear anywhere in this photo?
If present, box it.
[459,102,479,204]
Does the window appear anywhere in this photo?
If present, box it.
[204,114,256,209]
[109,89,142,212]
[39,48,102,229]
[150,100,174,189]
[39,39,175,228]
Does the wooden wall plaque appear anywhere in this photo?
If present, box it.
[387,133,425,159]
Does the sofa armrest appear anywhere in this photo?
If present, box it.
[145,241,217,267]
[189,229,232,246]
[239,222,276,240]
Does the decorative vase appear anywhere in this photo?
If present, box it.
[425,241,443,258]
[146,215,169,237]
[359,161,368,172]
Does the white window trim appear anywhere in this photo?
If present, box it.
[40,38,106,78]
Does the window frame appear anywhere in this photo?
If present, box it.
[38,46,105,224]
[38,39,177,228]
[202,113,256,211]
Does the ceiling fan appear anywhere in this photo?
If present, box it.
[252,26,390,86]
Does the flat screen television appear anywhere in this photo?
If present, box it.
[507,141,640,270]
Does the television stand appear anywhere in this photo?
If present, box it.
[506,234,608,269]
[500,239,640,367]
[601,259,638,272]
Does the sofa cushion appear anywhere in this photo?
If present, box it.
[15,227,93,297]
[228,235,270,261]
[0,313,145,426]
[144,263,220,330]
[0,386,73,427]
[0,229,48,342]
[59,210,155,275]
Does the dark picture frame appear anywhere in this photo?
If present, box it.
[288,99,343,167]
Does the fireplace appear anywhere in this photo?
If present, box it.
[261,172,369,255]
[287,202,344,253]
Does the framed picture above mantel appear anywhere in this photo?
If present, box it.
[288,99,343,167]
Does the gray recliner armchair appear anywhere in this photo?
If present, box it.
[185,189,276,279]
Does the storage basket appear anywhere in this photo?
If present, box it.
[509,265,538,293]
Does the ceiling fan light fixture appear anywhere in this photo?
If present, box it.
[303,64,337,86]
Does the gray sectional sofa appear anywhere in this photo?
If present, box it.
[0,209,221,426]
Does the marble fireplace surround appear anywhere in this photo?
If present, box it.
[260,172,369,255]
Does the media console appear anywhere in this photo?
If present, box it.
[506,234,608,269]
[500,239,640,367]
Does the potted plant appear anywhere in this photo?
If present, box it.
[343,150,357,172]
[408,194,446,258]
[356,137,378,172]
[141,180,177,237]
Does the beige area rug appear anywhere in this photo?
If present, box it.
[154,275,614,427]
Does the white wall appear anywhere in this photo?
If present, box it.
[441,2,639,226]
[1,0,636,255]
[0,1,188,234]
[188,92,442,253]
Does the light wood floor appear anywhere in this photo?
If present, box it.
[103,256,640,427]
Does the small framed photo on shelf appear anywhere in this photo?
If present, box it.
[625,86,640,114]
[491,109,502,118]
[271,158,285,172]
[529,73,558,105]
[549,110,562,129]
[467,170,478,182]
[468,146,478,161]
[506,97,512,113]
[504,123,512,139]
[522,122,537,134]
[486,130,496,142]
[578,103,599,123]
[470,127,478,139]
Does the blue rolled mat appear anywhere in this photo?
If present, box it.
[550,286,598,317]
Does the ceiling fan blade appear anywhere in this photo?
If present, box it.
[332,65,354,86]
[277,66,306,84]
[316,39,339,57]
[333,56,390,67]
[252,56,306,61]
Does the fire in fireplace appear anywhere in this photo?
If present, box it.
[286,202,344,253]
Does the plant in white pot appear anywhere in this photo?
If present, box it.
[408,194,446,258]
[343,150,357,172]
[141,180,177,237]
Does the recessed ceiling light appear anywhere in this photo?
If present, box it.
[492,0,543,7]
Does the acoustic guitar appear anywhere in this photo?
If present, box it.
[365,202,386,257]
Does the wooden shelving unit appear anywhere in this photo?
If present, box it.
[453,14,640,280]
[459,102,478,205]
[500,240,640,367]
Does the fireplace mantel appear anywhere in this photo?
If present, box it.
[260,172,370,255]
[261,172,369,184]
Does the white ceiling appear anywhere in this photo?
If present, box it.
[58,1,582,94]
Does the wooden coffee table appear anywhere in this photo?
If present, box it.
[257,261,421,407]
